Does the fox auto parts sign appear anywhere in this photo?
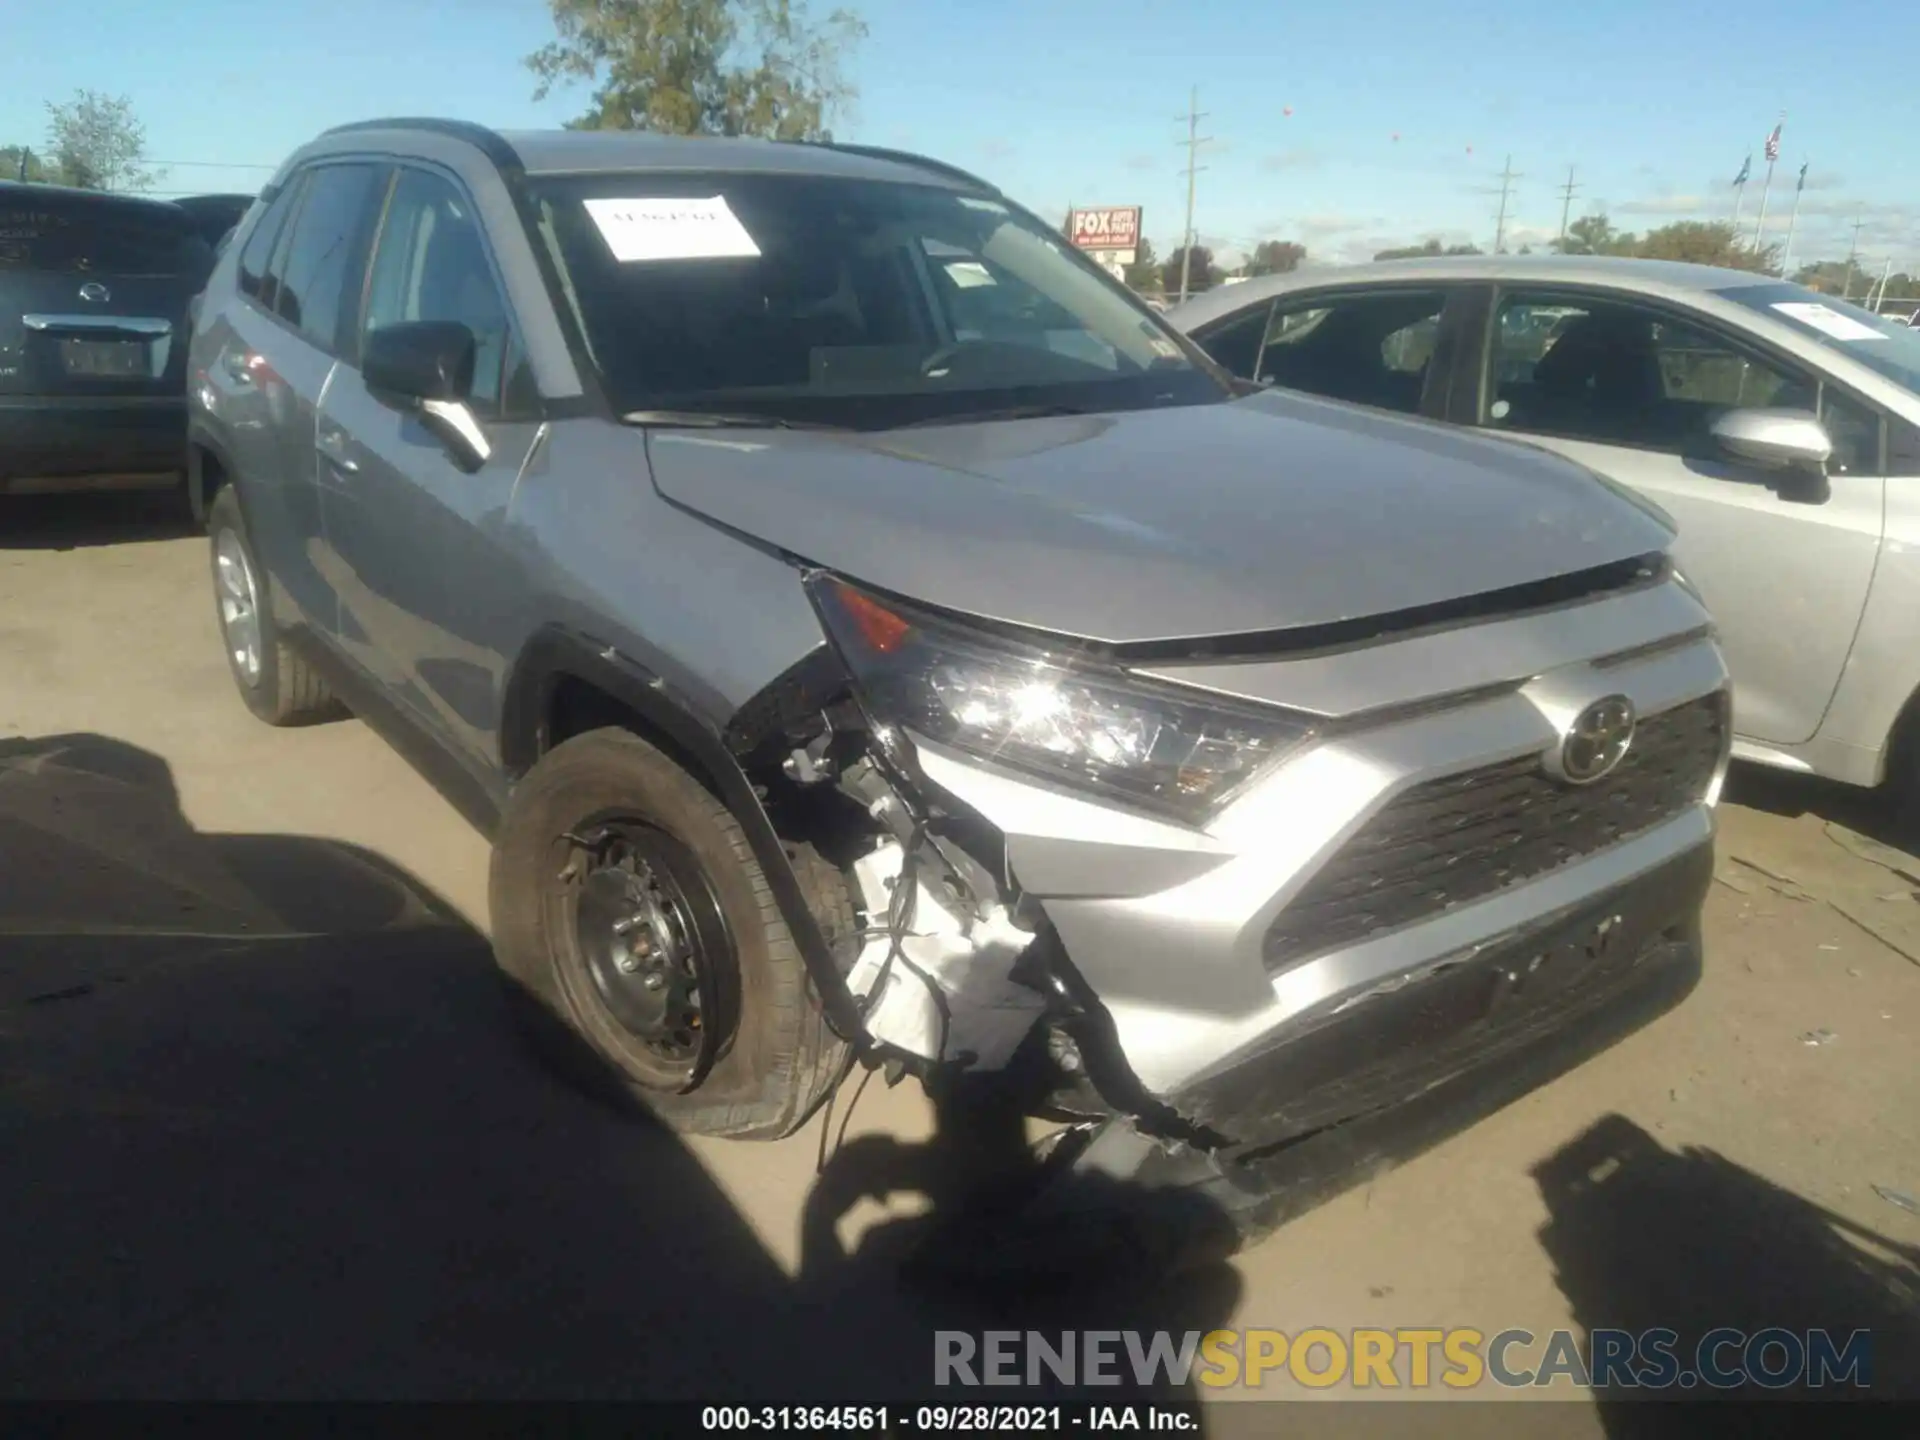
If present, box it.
[1068,207,1141,263]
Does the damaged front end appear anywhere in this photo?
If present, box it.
[721,565,1726,1272]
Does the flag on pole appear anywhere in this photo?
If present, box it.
[1796,160,1808,193]
[1733,155,1751,186]
[1764,123,1783,162]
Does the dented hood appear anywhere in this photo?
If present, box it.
[645,389,1674,645]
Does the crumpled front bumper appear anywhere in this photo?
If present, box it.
[1166,838,1712,1157]
[952,845,1711,1276]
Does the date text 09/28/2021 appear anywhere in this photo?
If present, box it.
[701,1405,1198,1432]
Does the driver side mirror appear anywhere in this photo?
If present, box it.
[362,320,492,470]
[1709,407,1832,503]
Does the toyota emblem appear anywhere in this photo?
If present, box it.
[1551,695,1637,785]
[78,282,110,303]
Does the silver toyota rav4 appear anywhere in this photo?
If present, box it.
[187,120,1730,1243]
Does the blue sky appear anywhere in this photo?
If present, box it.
[2,0,1914,271]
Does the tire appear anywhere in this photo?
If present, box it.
[489,727,855,1140]
[206,486,343,726]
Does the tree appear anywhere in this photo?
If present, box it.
[1242,239,1305,277]
[1161,243,1215,297]
[1634,219,1776,273]
[44,90,159,192]
[1122,236,1159,293]
[1374,238,1481,261]
[1552,213,1631,256]
[1,145,51,183]
[528,0,867,141]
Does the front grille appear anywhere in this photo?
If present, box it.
[1262,693,1726,974]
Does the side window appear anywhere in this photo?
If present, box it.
[1487,293,1812,455]
[1195,301,1274,380]
[362,168,519,419]
[1818,387,1882,476]
[1254,291,1445,415]
[237,181,302,303]
[272,164,384,354]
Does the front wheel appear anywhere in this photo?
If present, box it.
[488,727,854,1139]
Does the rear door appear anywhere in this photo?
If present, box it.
[315,164,543,768]
[1469,286,1886,746]
[207,162,389,634]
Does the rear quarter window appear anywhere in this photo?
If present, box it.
[0,197,212,275]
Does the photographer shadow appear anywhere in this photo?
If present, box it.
[1534,1114,1919,1435]
[0,731,1239,1406]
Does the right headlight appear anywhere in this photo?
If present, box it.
[808,575,1316,823]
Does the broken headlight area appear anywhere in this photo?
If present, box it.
[806,574,1316,824]
[736,576,1317,1137]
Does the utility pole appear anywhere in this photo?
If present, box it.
[1868,255,1894,312]
[14,147,28,182]
[1556,164,1580,249]
[1479,155,1522,253]
[1175,86,1212,304]
[1841,213,1865,300]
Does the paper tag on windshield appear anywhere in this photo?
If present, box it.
[1771,302,1888,342]
[584,195,762,263]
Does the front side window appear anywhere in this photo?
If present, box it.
[273,163,384,353]
[524,171,1225,427]
[1252,291,1445,415]
[361,168,523,418]
[1488,291,1881,471]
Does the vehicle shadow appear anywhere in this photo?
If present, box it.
[0,490,196,551]
[1534,1115,1920,1433]
[0,732,1240,1403]
[1723,762,1919,860]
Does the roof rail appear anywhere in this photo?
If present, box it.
[792,141,998,193]
[319,117,523,173]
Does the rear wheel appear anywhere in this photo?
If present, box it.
[206,486,342,726]
[489,727,854,1139]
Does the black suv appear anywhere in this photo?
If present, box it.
[0,182,215,504]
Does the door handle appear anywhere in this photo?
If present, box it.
[316,428,359,474]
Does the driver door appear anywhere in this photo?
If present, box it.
[1473,288,1886,746]
[314,164,544,772]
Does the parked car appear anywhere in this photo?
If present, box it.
[1,181,214,505]
[171,193,257,255]
[1171,257,1920,798]
[189,121,1728,1239]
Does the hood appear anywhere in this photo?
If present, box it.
[644,389,1674,645]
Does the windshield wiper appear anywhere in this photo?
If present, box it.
[620,409,839,431]
[890,403,1096,429]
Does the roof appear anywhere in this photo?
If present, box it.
[1169,254,1783,330]
[0,180,197,220]
[314,118,993,193]
[497,130,992,191]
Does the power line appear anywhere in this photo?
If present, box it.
[1174,85,1212,304]
[143,159,278,170]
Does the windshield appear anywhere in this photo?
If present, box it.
[526,171,1227,428]
[1715,281,1920,395]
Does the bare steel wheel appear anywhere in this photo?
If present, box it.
[489,727,856,1140]
[204,486,343,726]
[560,818,738,1091]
